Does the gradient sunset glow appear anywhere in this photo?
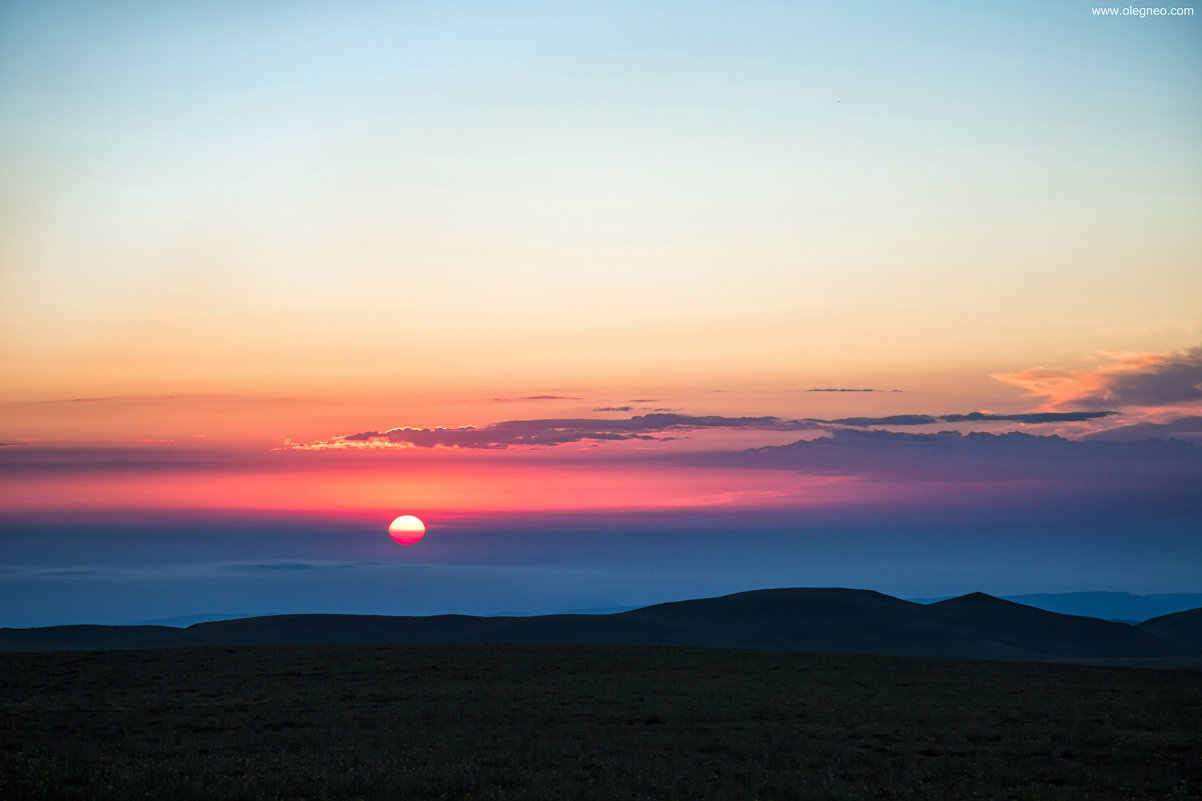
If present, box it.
[1,1,1199,625]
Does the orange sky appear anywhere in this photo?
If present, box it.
[1,1,1199,520]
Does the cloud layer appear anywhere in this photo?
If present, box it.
[993,347,1202,411]
[296,414,823,450]
[1082,415,1202,443]
[700,428,1202,485]
[287,405,1129,452]
[826,411,1118,427]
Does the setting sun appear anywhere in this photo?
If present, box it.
[388,515,426,546]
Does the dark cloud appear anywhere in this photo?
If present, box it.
[695,429,1202,486]
[829,415,939,427]
[805,388,899,393]
[493,395,582,402]
[1094,348,1202,407]
[305,414,824,450]
[294,408,1129,452]
[940,411,1118,424]
[826,411,1118,427]
[628,399,660,403]
[1084,416,1202,443]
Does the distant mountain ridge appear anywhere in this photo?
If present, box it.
[3,588,1199,667]
[908,591,1202,622]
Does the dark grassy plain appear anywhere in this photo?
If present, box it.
[2,643,1199,800]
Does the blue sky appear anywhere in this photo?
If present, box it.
[1,1,1199,626]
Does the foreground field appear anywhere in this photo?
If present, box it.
[1,644,1198,800]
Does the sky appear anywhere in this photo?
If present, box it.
[1,1,1200,626]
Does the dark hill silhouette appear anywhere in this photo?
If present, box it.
[616,588,1015,657]
[0,624,178,653]
[929,593,1174,659]
[1138,607,1202,652]
[2,588,1198,665]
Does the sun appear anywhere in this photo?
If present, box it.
[388,515,426,546]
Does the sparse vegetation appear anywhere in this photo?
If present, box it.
[1,643,1198,800]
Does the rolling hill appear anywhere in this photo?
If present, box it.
[2,588,1199,664]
